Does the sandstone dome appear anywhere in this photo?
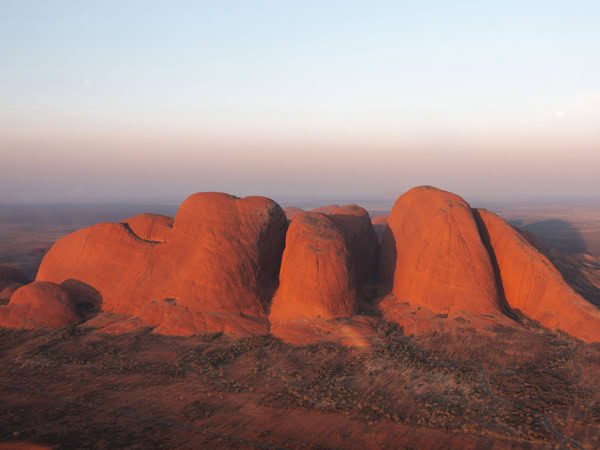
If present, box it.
[35,193,288,335]
[270,212,359,322]
[270,206,378,323]
[379,186,502,315]
[475,208,600,342]
[0,281,79,329]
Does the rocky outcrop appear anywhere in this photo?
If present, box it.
[270,206,378,323]
[0,281,79,329]
[35,193,287,335]
[379,186,502,315]
[475,209,600,342]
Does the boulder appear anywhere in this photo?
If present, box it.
[0,281,79,329]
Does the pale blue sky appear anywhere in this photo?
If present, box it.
[1,1,599,203]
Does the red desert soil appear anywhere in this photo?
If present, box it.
[1,317,600,448]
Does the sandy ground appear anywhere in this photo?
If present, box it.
[1,314,600,448]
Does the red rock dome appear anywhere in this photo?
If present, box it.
[379,186,502,315]
[0,281,79,329]
[36,193,287,335]
[271,206,378,323]
[270,212,359,322]
[475,209,600,342]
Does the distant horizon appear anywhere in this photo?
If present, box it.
[2,187,600,209]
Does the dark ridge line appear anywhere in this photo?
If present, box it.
[120,222,165,244]
[0,382,286,450]
[471,209,520,322]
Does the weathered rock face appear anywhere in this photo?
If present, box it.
[371,215,389,243]
[271,206,378,323]
[36,193,288,335]
[330,205,378,288]
[0,281,79,329]
[379,186,502,315]
[475,209,600,342]
[124,213,173,242]
[270,212,358,322]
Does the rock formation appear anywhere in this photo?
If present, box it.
[123,213,173,242]
[379,186,502,315]
[475,209,600,342]
[3,185,600,344]
[35,193,287,335]
[270,206,378,323]
[330,205,378,288]
[0,281,79,329]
